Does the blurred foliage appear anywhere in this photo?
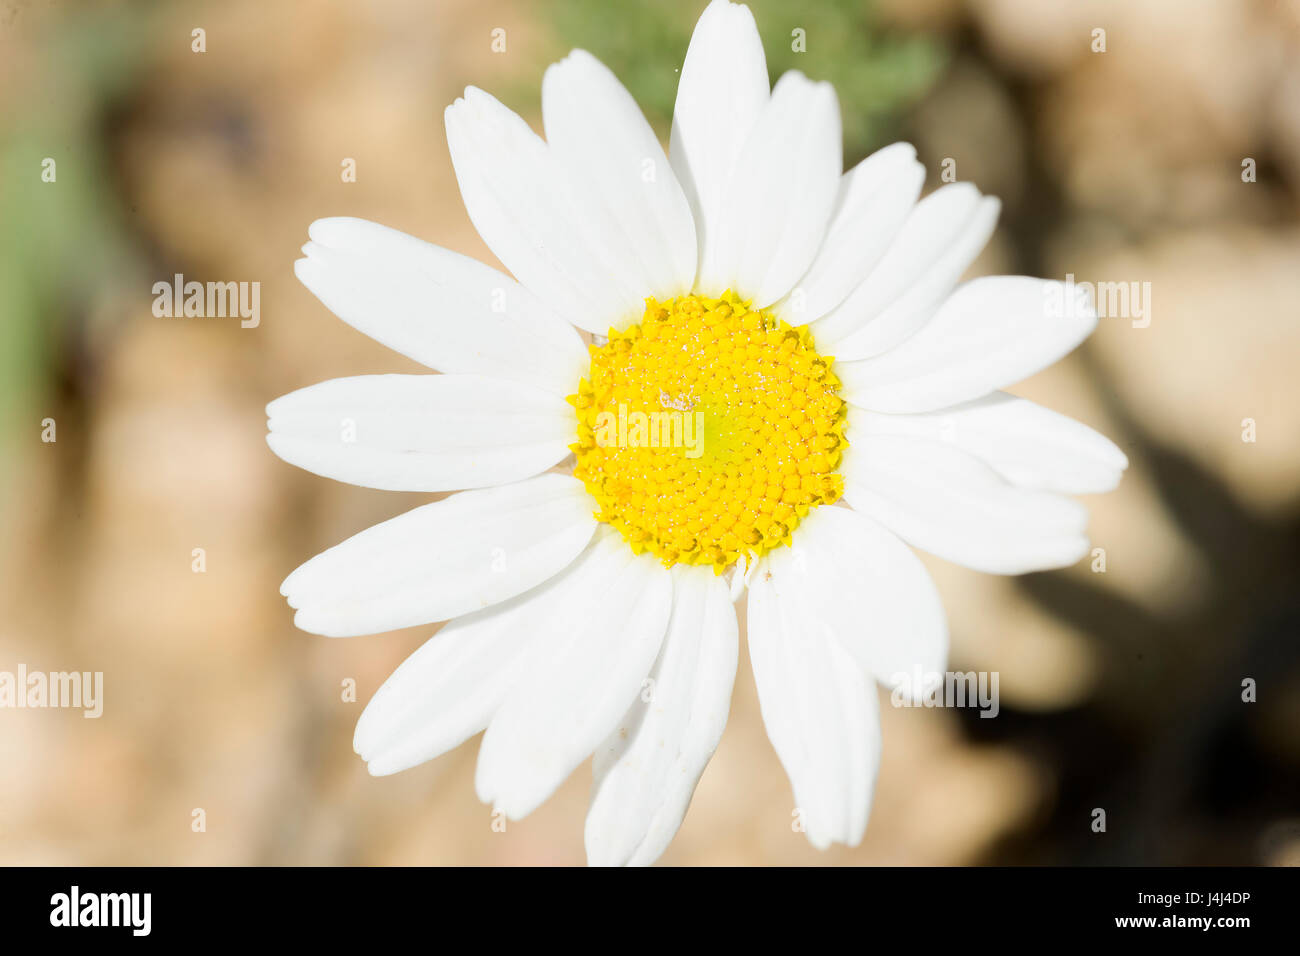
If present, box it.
[0,9,153,480]
[532,0,947,162]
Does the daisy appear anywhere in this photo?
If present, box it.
[268,0,1127,865]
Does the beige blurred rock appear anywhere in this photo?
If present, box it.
[876,0,964,33]
[927,561,1102,711]
[911,57,1029,210]
[1061,226,1300,511]
[1267,60,1300,213]
[1013,0,1293,227]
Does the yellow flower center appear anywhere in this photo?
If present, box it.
[569,291,846,573]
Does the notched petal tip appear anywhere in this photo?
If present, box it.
[291,256,316,287]
[459,85,497,114]
[549,47,598,74]
[771,69,837,105]
[305,217,366,248]
[886,141,918,162]
[701,0,760,31]
[444,88,487,127]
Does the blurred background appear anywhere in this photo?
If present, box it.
[1,0,1298,865]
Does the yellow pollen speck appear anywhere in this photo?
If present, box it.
[568,291,847,574]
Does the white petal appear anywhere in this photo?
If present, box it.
[764,506,948,701]
[838,276,1098,414]
[778,143,924,324]
[701,70,842,307]
[670,0,769,282]
[814,184,1000,359]
[852,392,1129,495]
[748,563,880,850]
[476,532,672,820]
[266,374,574,492]
[841,436,1091,574]
[281,473,597,637]
[543,50,697,299]
[294,218,587,395]
[445,87,648,333]
[585,565,738,867]
[353,601,538,777]
[354,531,610,776]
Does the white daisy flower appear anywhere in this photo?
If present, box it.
[268,0,1128,865]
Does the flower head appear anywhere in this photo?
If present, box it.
[269,0,1127,865]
